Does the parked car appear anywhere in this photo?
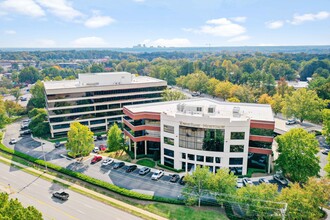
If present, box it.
[21,124,29,130]
[20,97,27,101]
[170,174,180,183]
[322,149,329,155]
[102,158,114,166]
[286,119,297,125]
[273,174,289,186]
[20,129,31,136]
[139,167,151,175]
[93,136,97,141]
[91,155,102,164]
[258,178,270,184]
[179,176,186,185]
[97,135,103,140]
[54,142,61,148]
[22,119,31,124]
[242,178,253,186]
[113,162,125,169]
[126,165,137,173]
[93,146,100,153]
[151,169,164,180]
[99,144,107,152]
[52,191,69,201]
[9,138,18,144]
[236,178,244,188]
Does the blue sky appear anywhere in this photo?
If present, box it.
[0,0,329,48]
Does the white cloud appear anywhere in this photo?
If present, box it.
[72,37,108,48]
[227,35,250,42]
[0,0,45,17]
[290,11,330,25]
[266,20,284,29]
[84,13,115,28]
[144,38,191,47]
[4,30,16,35]
[35,0,83,21]
[35,39,56,47]
[231,16,247,23]
[185,17,246,37]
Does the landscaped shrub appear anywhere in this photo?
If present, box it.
[157,162,184,173]
[0,143,183,204]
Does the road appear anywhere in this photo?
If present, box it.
[2,85,31,108]
[0,162,141,220]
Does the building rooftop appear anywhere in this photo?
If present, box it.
[44,72,165,92]
[125,98,274,122]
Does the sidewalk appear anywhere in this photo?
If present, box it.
[0,154,168,220]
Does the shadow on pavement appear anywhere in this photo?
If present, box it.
[66,162,89,173]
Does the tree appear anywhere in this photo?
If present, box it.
[4,100,25,117]
[258,93,273,104]
[0,192,43,220]
[322,109,330,146]
[209,168,237,205]
[27,80,45,109]
[90,63,105,73]
[207,78,220,96]
[275,128,320,183]
[282,88,327,123]
[182,165,211,207]
[28,108,50,137]
[215,81,233,100]
[107,123,124,152]
[0,97,9,129]
[271,94,284,115]
[226,97,240,103]
[186,71,209,93]
[10,87,22,103]
[159,66,177,85]
[162,89,187,101]
[66,122,94,158]
[18,66,41,84]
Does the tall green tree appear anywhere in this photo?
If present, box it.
[0,97,9,129]
[282,88,327,123]
[271,94,284,115]
[66,122,94,158]
[0,193,43,220]
[182,165,211,207]
[107,123,124,152]
[18,66,41,84]
[322,109,330,146]
[28,108,50,137]
[275,128,320,183]
[27,80,45,109]
[90,63,105,73]
[159,66,177,85]
[162,89,187,101]
[215,81,233,100]
[10,87,22,103]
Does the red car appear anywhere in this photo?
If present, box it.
[91,155,102,164]
[99,144,107,152]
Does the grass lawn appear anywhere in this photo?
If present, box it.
[140,203,228,220]
[136,159,155,168]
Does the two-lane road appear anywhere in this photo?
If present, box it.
[0,162,141,220]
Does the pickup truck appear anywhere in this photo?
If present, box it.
[52,192,69,201]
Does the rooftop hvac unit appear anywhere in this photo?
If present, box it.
[233,107,240,114]
[177,103,185,112]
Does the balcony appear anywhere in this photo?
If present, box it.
[123,129,160,143]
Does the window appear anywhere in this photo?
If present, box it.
[197,155,204,162]
[208,107,214,113]
[197,107,202,112]
[215,157,221,163]
[182,153,186,159]
[230,145,244,152]
[206,156,213,163]
[164,137,174,146]
[231,132,245,140]
[250,128,273,137]
[164,148,174,157]
[249,141,272,149]
[229,158,243,165]
[188,154,195,161]
[182,162,186,170]
[164,125,174,134]
[164,157,174,168]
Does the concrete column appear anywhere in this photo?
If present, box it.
[105,119,108,131]
[268,155,271,174]
[134,142,137,160]
[129,139,131,151]
[144,140,147,155]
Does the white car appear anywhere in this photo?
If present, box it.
[9,138,18,144]
[258,178,270,184]
[102,158,114,166]
[151,169,164,180]
[286,119,297,125]
[93,146,99,153]
[242,178,253,186]
[236,178,244,188]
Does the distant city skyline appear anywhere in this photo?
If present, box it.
[0,0,329,48]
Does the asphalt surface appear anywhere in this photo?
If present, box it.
[0,162,141,220]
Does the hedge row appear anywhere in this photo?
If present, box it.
[157,162,184,173]
[127,151,154,160]
[0,143,182,205]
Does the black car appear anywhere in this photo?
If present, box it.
[113,162,125,169]
[20,129,31,136]
[170,174,180,183]
[52,192,69,201]
[97,135,103,140]
[126,165,137,173]
[179,176,186,185]
[54,142,61,148]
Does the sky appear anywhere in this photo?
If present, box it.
[0,0,329,48]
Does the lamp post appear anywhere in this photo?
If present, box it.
[41,143,48,172]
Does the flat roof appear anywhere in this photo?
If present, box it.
[44,72,165,92]
[125,98,274,122]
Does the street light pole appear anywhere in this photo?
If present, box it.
[41,143,48,172]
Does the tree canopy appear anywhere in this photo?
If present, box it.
[27,80,45,109]
[28,108,50,137]
[275,128,320,183]
[107,123,124,152]
[162,89,187,101]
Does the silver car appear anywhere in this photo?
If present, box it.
[242,178,253,186]
[139,167,151,175]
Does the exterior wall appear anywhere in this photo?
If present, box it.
[46,82,166,138]
[160,113,250,175]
